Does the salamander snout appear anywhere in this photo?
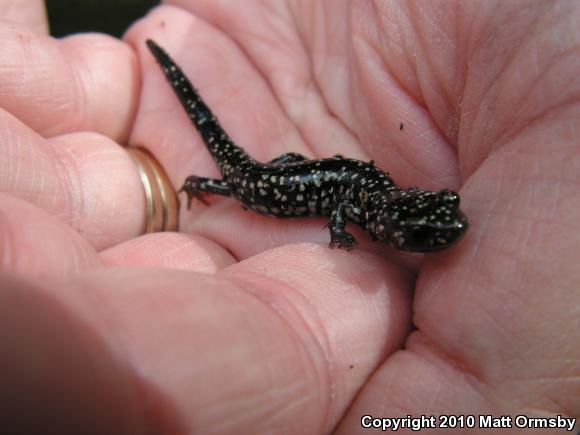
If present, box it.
[372,187,468,252]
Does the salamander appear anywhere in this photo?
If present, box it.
[146,39,468,252]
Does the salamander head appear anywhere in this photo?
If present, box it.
[370,188,468,252]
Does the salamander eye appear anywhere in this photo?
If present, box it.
[439,189,460,208]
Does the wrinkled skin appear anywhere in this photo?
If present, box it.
[0,1,579,434]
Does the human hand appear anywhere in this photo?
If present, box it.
[1,1,579,434]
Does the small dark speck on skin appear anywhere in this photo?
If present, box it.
[400,122,404,130]
[146,39,469,253]
[349,364,354,369]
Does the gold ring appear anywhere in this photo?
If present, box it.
[127,147,179,233]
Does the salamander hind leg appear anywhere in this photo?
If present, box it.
[328,202,358,250]
[180,176,231,208]
[268,152,307,165]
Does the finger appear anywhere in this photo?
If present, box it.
[0,168,233,275]
[0,26,138,140]
[0,0,47,35]
[221,245,412,430]
[0,107,146,249]
[0,273,145,435]
[100,232,236,273]
[0,193,101,277]
[11,246,411,434]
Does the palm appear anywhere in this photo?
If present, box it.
[1,1,578,434]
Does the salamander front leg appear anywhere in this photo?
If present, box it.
[328,202,358,250]
[179,176,231,208]
[268,152,307,165]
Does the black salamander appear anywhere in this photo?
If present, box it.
[146,39,468,252]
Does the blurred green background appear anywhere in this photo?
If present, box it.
[46,0,158,37]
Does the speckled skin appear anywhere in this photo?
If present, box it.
[147,40,468,251]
